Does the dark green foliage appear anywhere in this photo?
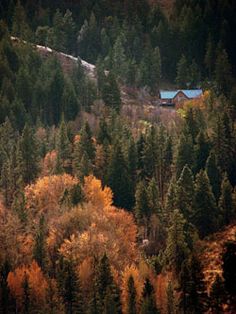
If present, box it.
[22,273,30,314]
[58,259,83,314]
[176,165,194,219]
[18,123,39,185]
[222,241,236,296]
[206,151,221,201]
[166,282,175,314]
[176,55,189,88]
[106,142,133,210]
[209,274,224,313]
[102,72,121,112]
[93,254,117,313]
[127,276,137,314]
[175,134,194,179]
[140,278,159,314]
[165,209,189,276]
[219,173,235,225]
[56,118,72,174]
[192,170,218,238]
[135,180,149,224]
[194,131,210,174]
[33,215,46,270]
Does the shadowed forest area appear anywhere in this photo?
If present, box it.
[0,0,236,313]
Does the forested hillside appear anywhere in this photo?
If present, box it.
[0,1,236,313]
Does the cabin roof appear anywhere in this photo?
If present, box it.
[160,89,203,99]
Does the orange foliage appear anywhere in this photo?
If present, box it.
[25,174,78,217]
[7,260,48,309]
[83,175,113,208]
[41,150,57,176]
[58,203,138,271]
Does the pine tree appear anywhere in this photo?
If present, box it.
[0,260,12,314]
[215,48,232,96]
[209,275,224,313]
[140,278,159,314]
[58,259,83,314]
[176,165,194,219]
[102,72,121,112]
[165,179,177,224]
[73,122,95,179]
[175,134,194,179]
[22,272,30,314]
[33,215,46,270]
[176,55,189,88]
[166,281,175,314]
[219,173,235,225]
[192,170,218,238]
[142,126,157,179]
[189,59,200,88]
[206,151,221,201]
[62,79,79,121]
[12,0,33,41]
[127,276,137,314]
[106,142,133,210]
[147,177,161,216]
[94,254,114,312]
[18,124,39,185]
[194,131,210,174]
[97,117,111,145]
[204,35,215,78]
[56,118,72,174]
[112,34,127,80]
[135,180,150,224]
[165,209,189,276]
[103,283,122,314]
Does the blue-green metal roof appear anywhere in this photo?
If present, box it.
[160,89,203,99]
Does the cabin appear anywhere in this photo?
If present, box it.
[159,89,203,107]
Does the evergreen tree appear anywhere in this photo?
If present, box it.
[192,170,218,238]
[127,276,137,314]
[166,281,175,314]
[165,179,177,224]
[73,122,95,179]
[112,34,127,80]
[147,177,161,216]
[219,173,235,225]
[33,215,46,270]
[94,254,114,312]
[58,259,83,314]
[222,241,236,296]
[12,0,33,41]
[102,72,121,112]
[18,123,39,185]
[165,209,189,276]
[140,278,159,314]
[0,260,11,314]
[56,118,72,174]
[175,134,194,179]
[165,209,189,275]
[103,283,122,314]
[106,142,133,210]
[62,79,79,121]
[209,274,224,313]
[176,165,194,219]
[215,49,232,96]
[194,131,210,174]
[176,55,189,88]
[135,180,149,225]
[206,151,221,202]
[97,117,111,145]
[189,59,200,88]
[22,273,30,314]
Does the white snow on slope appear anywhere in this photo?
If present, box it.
[11,36,96,79]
